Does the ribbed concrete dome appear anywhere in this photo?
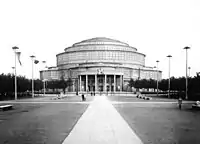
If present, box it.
[72,37,129,47]
[64,37,137,52]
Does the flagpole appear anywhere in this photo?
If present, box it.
[12,46,19,100]
[30,55,35,98]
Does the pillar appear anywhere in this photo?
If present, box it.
[79,75,82,92]
[120,75,123,92]
[114,75,116,92]
[95,74,97,92]
[72,79,75,92]
[104,74,107,92]
[86,75,88,92]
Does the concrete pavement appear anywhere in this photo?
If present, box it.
[62,96,143,144]
[0,102,89,144]
[1,95,198,143]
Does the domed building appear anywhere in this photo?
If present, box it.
[40,37,162,93]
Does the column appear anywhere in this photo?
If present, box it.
[95,74,97,92]
[120,75,122,92]
[79,75,82,92]
[72,80,75,92]
[104,74,107,92]
[86,75,88,92]
[114,75,116,92]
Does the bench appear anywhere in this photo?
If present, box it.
[192,104,200,109]
[0,105,13,111]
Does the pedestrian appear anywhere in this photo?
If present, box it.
[81,94,86,101]
[178,97,182,110]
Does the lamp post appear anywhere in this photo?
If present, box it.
[188,67,191,77]
[30,55,35,98]
[12,46,19,100]
[167,55,172,98]
[42,61,46,96]
[184,46,190,100]
[43,79,46,96]
[12,67,15,75]
[42,61,46,71]
[156,60,159,96]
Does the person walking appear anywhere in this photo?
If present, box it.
[81,94,86,101]
[178,97,182,110]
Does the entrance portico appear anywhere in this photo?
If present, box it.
[79,73,123,93]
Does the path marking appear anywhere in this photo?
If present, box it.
[62,96,143,144]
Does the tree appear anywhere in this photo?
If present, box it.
[58,79,67,93]
[66,78,73,92]
[148,79,157,90]
[128,78,135,88]
[128,78,157,91]
[17,76,31,92]
[47,80,59,92]
[34,79,43,91]
[0,73,41,100]
[159,79,168,91]
[57,71,67,93]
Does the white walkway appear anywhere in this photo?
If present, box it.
[62,96,143,144]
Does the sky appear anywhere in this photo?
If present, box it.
[0,0,199,79]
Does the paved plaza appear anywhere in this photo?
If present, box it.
[0,95,200,144]
[108,96,200,144]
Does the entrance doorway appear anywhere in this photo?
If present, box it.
[97,75,104,92]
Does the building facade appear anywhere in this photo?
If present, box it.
[40,37,162,92]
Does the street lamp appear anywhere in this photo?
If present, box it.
[43,79,47,96]
[156,60,160,96]
[188,67,191,77]
[12,46,19,100]
[42,61,46,70]
[30,55,35,98]
[184,46,190,100]
[42,61,46,96]
[167,55,172,98]
[12,67,15,75]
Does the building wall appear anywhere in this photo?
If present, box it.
[57,51,145,67]
[40,70,60,80]
[40,37,162,92]
[40,67,162,81]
